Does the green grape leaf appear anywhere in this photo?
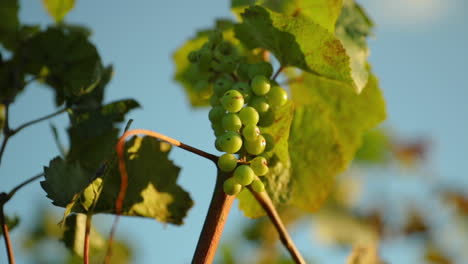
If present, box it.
[21,26,103,106]
[354,128,391,164]
[0,0,19,48]
[41,157,96,207]
[0,60,26,103]
[260,0,343,33]
[62,214,132,263]
[173,19,235,107]
[335,0,374,93]
[0,214,19,236]
[234,6,354,88]
[69,136,193,225]
[42,0,75,23]
[238,102,294,218]
[288,71,386,211]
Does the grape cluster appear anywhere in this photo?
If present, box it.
[187,31,288,196]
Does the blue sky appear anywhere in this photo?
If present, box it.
[1,0,467,263]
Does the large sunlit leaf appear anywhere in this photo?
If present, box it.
[42,0,75,23]
[234,6,355,89]
[288,71,386,211]
[335,0,374,93]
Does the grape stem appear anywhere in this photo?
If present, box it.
[272,66,284,81]
[192,171,234,263]
[247,186,306,264]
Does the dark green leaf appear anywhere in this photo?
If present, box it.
[21,26,103,106]
[234,6,354,88]
[288,71,386,211]
[42,0,75,23]
[68,136,193,225]
[0,0,19,48]
[0,214,19,236]
[41,157,95,207]
[0,60,26,103]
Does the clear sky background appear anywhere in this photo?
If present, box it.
[1,0,467,263]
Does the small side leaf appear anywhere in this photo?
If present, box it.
[41,157,95,207]
[42,0,75,23]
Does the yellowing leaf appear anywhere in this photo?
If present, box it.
[42,0,75,23]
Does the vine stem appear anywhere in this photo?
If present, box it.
[83,214,92,264]
[192,172,234,264]
[0,106,67,167]
[272,66,284,81]
[247,187,306,264]
[0,202,15,264]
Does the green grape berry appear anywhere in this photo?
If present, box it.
[216,56,237,73]
[232,82,252,102]
[239,106,259,125]
[216,41,234,56]
[251,75,271,96]
[245,134,266,155]
[208,106,225,123]
[248,62,273,79]
[242,125,260,141]
[250,156,269,176]
[214,77,234,97]
[218,153,238,172]
[249,96,270,114]
[221,90,244,113]
[198,49,213,71]
[222,113,242,131]
[223,177,242,195]
[217,131,243,153]
[188,51,198,63]
[267,85,288,108]
[210,95,221,106]
[263,133,275,152]
[251,179,265,192]
[233,165,255,186]
[211,123,225,137]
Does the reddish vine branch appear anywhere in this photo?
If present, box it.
[0,199,15,264]
[83,214,92,264]
[192,172,234,264]
[247,187,306,264]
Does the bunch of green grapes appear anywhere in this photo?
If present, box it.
[187,31,288,196]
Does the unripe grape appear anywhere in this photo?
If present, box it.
[250,156,269,176]
[194,80,212,99]
[251,179,265,192]
[232,82,252,102]
[198,49,213,71]
[217,131,243,153]
[188,51,198,63]
[233,165,255,186]
[218,153,238,172]
[210,95,221,106]
[211,123,225,137]
[242,125,260,141]
[251,75,271,96]
[249,96,270,114]
[267,85,288,108]
[216,41,234,56]
[222,113,242,131]
[248,62,273,79]
[262,133,275,152]
[215,56,237,73]
[209,30,223,44]
[237,62,251,80]
[223,177,242,195]
[245,134,266,155]
[221,90,244,113]
[239,106,259,125]
[214,77,234,97]
[258,109,275,127]
[208,106,225,123]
